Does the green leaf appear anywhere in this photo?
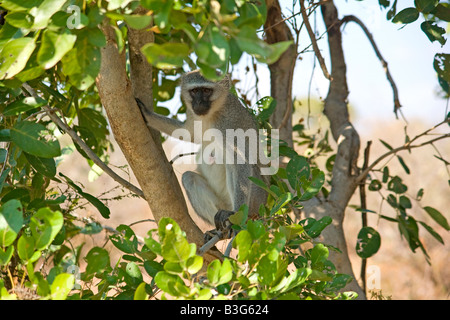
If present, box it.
[144,260,163,278]
[186,255,203,275]
[218,258,233,285]
[10,121,61,158]
[0,0,43,11]
[3,96,47,116]
[229,205,248,226]
[5,12,34,29]
[29,207,64,250]
[59,173,110,218]
[126,261,143,282]
[419,221,444,244]
[379,139,393,150]
[24,152,56,177]
[382,166,390,183]
[141,42,189,69]
[61,38,101,90]
[368,179,382,191]
[207,259,221,285]
[399,195,412,209]
[356,227,381,259]
[123,14,152,29]
[247,220,265,240]
[83,247,110,280]
[432,4,450,22]
[286,155,310,190]
[434,54,450,83]
[37,29,77,69]
[416,188,424,201]
[423,206,450,230]
[30,0,67,30]
[415,0,439,13]
[300,169,325,201]
[233,230,252,262]
[397,156,410,174]
[17,234,36,261]
[0,199,23,247]
[134,282,148,300]
[161,232,191,263]
[110,225,138,254]
[50,273,74,300]
[421,21,446,45]
[0,246,14,266]
[154,271,188,297]
[388,176,407,194]
[270,192,292,215]
[256,96,277,122]
[0,37,36,80]
[197,25,230,68]
[392,7,420,24]
[303,216,332,238]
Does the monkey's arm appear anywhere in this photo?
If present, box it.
[136,98,186,137]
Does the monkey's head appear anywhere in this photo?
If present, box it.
[180,70,230,116]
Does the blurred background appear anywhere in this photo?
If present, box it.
[57,1,449,299]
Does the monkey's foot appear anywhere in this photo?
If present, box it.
[203,228,234,244]
[203,209,236,243]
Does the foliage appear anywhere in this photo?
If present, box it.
[372,0,450,95]
[0,147,357,300]
[0,0,449,300]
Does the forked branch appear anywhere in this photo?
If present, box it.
[356,119,450,184]
[341,15,402,118]
[22,82,145,198]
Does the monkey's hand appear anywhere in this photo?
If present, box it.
[203,209,235,243]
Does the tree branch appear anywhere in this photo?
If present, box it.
[356,131,450,184]
[301,0,331,80]
[341,15,402,118]
[95,19,209,254]
[21,82,145,198]
[359,140,372,295]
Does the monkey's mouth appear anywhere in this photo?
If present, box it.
[192,102,211,116]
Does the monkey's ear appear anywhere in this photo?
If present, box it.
[219,74,231,90]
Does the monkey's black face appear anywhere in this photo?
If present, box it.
[189,87,213,116]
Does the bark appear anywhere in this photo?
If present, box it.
[95,19,218,262]
[264,0,297,148]
[301,0,365,298]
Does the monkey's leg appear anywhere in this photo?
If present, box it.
[182,171,235,242]
[182,171,225,226]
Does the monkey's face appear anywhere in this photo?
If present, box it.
[189,87,213,116]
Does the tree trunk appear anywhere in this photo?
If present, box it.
[264,0,297,148]
[95,19,218,262]
[302,0,365,298]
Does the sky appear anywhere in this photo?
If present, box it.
[274,0,450,132]
[161,1,450,136]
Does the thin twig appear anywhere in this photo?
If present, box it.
[21,83,145,198]
[359,140,372,295]
[261,1,325,33]
[356,131,450,184]
[341,15,403,119]
[301,0,331,80]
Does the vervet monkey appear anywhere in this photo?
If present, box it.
[136,70,267,240]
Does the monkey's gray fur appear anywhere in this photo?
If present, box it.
[137,70,267,239]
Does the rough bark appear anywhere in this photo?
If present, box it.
[264,0,297,148]
[95,19,217,261]
[301,0,365,298]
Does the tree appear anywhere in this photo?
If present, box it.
[0,0,448,300]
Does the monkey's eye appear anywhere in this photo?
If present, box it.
[202,88,212,96]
